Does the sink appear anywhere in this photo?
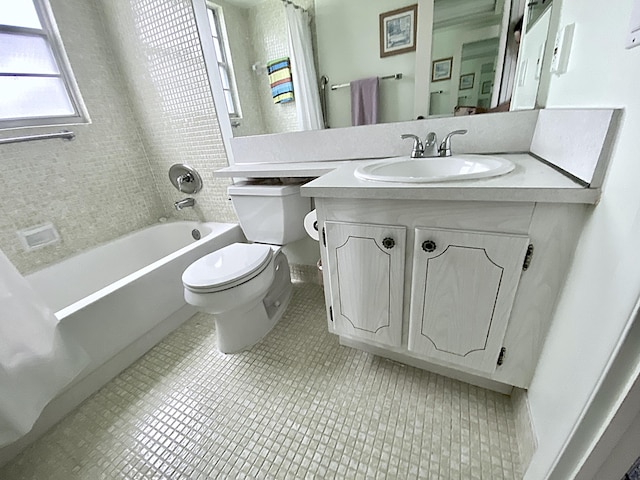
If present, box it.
[354,154,515,183]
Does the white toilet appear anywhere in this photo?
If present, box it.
[182,182,310,353]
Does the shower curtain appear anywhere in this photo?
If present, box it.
[0,249,88,447]
[284,4,324,130]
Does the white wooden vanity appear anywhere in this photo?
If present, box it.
[216,109,620,393]
[301,154,595,391]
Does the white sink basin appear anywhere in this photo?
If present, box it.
[354,154,515,183]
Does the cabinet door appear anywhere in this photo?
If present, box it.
[325,221,406,347]
[408,227,529,373]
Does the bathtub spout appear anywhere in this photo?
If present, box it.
[174,198,195,210]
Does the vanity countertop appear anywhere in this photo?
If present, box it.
[300,154,599,204]
[214,154,599,204]
[214,160,354,178]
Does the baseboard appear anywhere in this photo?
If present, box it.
[0,305,196,467]
[512,388,538,472]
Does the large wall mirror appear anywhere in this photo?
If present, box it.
[193,0,555,139]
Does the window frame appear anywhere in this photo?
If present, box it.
[205,2,242,125]
[0,0,89,130]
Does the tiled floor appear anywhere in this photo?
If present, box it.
[1,283,522,479]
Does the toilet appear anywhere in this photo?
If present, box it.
[182,182,311,353]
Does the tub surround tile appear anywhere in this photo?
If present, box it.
[1,0,238,275]
[0,0,165,274]
[97,0,237,225]
[0,284,522,479]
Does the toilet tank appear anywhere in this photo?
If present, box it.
[228,182,311,245]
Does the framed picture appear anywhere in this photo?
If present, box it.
[431,57,453,82]
[481,81,493,95]
[379,5,418,58]
[459,73,475,90]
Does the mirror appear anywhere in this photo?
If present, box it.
[196,0,552,138]
[510,0,554,110]
[460,38,500,109]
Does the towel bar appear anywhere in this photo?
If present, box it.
[330,73,403,91]
[0,130,75,146]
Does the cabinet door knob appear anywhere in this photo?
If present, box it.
[382,237,395,249]
[422,240,437,252]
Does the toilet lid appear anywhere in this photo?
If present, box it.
[182,243,272,292]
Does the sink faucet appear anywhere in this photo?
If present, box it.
[424,132,438,157]
[401,132,439,158]
[438,129,467,157]
[174,197,195,210]
[402,129,468,158]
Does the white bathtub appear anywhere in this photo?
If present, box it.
[0,221,244,465]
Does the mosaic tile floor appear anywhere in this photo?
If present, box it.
[1,283,522,479]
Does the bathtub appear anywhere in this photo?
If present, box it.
[0,221,244,465]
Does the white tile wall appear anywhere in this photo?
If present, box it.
[0,0,240,274]
[0,0,164,274]
[98,0,237,226]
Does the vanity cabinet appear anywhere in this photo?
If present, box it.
[324,221,406,347]
[315,197,587,389]
[324,220,530,373]
[408,227,529,374]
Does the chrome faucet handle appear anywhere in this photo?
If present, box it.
[439,129,468,157]
[423,132,438,157]
[176,173,193,192]
[401,134,424,158]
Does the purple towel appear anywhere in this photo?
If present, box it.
[350,77,379,126]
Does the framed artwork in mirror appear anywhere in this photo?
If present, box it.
[379,4,418,58]
[431,57,453,82]
[482,81,493,95]
[459,73,475,90]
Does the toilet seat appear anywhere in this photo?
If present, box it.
[182,243,273,293]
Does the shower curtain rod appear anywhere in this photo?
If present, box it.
[281,0,308,13]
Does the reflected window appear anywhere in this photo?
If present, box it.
[0,0,88,129]
[206,4,241,124]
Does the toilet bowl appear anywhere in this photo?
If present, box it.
[182,243,292,353]
[182,182,310,353]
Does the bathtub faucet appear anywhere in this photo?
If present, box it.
[174,198,195,210]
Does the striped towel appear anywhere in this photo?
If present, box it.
[267,57,294,104]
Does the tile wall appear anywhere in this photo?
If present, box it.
[0,0,164,274]
[98,0,237,226]
[0,0,239,274]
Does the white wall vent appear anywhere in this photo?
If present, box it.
[17,223,60,251]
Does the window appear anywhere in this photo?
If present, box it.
[205,4,242,124]
[0,0,88,129]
